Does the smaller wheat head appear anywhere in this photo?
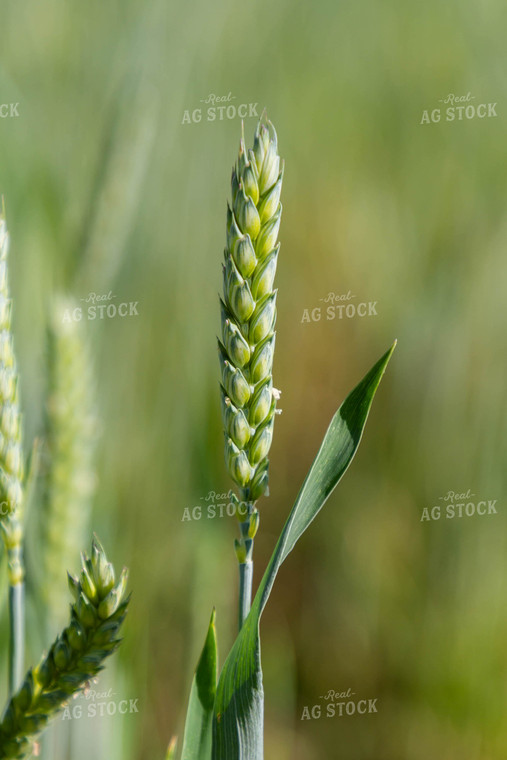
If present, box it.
[0,537,129,759]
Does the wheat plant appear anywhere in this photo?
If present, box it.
[171,116,396,760]
[0,204,129,760]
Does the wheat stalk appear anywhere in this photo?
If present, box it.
[0,206,26,694]
[0,537,129,760]
[219,115,283,627]
[41,301,97,633]
[174,115,395,760]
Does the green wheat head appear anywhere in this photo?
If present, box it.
[0,537,129,760]
[42,302,97,628]
[219,116,283,554]
[0,208,25,587]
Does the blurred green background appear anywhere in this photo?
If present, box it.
[1,0,507,757]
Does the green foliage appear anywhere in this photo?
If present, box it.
[178,339,395,759]
[181,610,217,760]
[211,343,395,759]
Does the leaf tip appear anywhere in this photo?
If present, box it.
[166,736,178,760]
[379,339,397,372]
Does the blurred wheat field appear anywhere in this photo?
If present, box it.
[1,0,507,757]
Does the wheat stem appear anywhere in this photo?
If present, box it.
[8,582,24,696]
[238,558,253,630]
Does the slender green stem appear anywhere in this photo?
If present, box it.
[4,532,26,695]
[237,503,256,629]
[238,555,253,630]
[1,518,26,696]
[8,580,25,694]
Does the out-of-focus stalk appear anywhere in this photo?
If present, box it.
[0,206,26,695]
[41,300,97,635]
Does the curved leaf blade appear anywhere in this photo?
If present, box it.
[181,609,218,760]
[212,342,396,760]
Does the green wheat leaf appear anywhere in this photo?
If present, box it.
[181,609,218,760]
[212,342,396,760]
